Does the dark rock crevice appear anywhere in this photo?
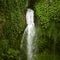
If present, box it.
[27,0,36,9]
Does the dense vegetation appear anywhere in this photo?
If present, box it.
[34,0,60,60]
[0,0,60,60]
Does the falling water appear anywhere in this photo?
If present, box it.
[21,9,36,60]
[26,9,35,60]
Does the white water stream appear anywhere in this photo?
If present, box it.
[26,9,35,60]
[21,9,36,60]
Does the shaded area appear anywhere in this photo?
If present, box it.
[28,0,36,9]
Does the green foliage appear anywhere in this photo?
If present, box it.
[35,0,60,28]
[0,0,28,60]
[35,0,60,59]
[7,48,19,59]
[36,51,60,60]
[0,0,60,60]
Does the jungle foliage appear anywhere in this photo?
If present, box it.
[34,0,60,60]
[0,0,60,60]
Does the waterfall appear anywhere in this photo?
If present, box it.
[21,9,36,60]
[26,9,35,60]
